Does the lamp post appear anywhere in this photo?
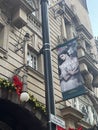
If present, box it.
[40,1,56,130]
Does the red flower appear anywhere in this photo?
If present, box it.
[68,128,74,130]
[57,126,65,130]
[13,75,23,96]
[77,126,82,130]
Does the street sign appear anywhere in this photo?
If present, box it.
[50,114,65,128]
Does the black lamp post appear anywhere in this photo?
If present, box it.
[40,0,56,130]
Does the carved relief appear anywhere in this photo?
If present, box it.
[73,97,98,125]
[83,71,93,90]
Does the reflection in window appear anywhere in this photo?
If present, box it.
[27,51,37,70]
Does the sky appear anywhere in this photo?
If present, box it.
[86,0,98,37]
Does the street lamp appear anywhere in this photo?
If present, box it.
[20,92,30,102]
[40,1,56,130]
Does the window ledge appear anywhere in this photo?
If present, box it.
[26,65,44,83]
[60,106,84,122]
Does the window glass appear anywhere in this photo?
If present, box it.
[27,50,37,70]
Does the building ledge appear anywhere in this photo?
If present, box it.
[60,106,84,122]
[27,65,44,83]
[76,24,93,40]
[79,54,98,76]
[87,92,98,113]
[0,0,33,14]
[78,120,92,129]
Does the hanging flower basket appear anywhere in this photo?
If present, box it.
[0,76,46,114]
[0,75,23,101]
[28,95,46,115]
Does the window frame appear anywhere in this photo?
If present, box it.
[27,49,38,70]
[0,21,9,58]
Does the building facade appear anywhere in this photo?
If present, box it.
[0,0,98,129]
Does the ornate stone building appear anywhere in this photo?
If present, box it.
[0,0,98,129]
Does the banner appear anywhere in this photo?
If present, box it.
[57,38,87,100]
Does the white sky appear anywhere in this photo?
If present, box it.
[87,0,98,37]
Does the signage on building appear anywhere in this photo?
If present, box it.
[50,114,65,128]
[57,37,87,100]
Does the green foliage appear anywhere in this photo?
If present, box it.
[0,77,46,115]
[0,78,16,91]
[29,95,46,114]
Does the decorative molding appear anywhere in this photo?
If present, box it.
[76,24,93,40]
[27,65,44,82]
[0,0,33,14]
[27,14,42,38]
[61,106,84,122]
[87,92,98,113]
[79,52,98,76]
[77,120,92,129]
[83,71,93,90]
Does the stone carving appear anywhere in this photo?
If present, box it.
[84,71,93,90]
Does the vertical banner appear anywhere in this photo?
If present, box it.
[57,38,86,100]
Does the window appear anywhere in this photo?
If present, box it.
[0,22,9,58]
[0,23,4,47]
[61,18,67,40]
[0,23,9,50]
[27,48,44,74]
[27,50,37,70]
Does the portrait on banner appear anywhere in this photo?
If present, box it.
[57,39,86,100]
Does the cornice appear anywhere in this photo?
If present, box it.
[76,24,93,40]
[60,106,84,122]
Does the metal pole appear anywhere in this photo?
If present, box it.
[40,0,56,130]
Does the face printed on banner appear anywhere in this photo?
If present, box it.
[57,38,86,100]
